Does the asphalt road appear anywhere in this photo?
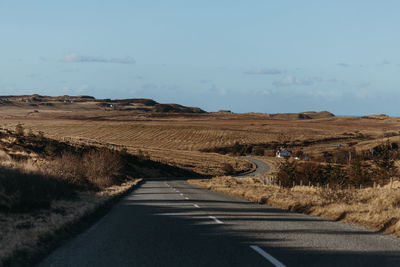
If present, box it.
[236,157,271,177]
[38,179,400,267]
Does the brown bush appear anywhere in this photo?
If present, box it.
[0,167,76,212]
[49,148,125,190]
[221,163,234,174]
[50,152,88,188]
[82,149,124,189]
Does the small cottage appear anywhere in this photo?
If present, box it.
[276,149,291,158]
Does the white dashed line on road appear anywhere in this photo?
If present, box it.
[193,204,200,208]
[209,216,223,224]
[185,197,189,200]
[250,245,286,267]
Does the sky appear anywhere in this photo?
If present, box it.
[1,1,400,115]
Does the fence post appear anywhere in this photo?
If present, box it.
[373,181,376,189]
[390,177,393,189]
[300,180,303,186]
[293,181,295,187]
[308,181,311,187]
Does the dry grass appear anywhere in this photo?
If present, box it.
[0,179,141,266]
[188,176,400,237]
[3,110,400,175]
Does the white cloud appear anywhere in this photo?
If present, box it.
[62,53,135,64]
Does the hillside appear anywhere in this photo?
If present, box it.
[270,111,335,120]
[0,94,207,114]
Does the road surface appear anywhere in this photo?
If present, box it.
[38,179,400,267]
[236,157,271,177]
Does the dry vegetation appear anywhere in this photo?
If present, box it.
[0,179,141,266]
[2,95,400,254]
[0,151,143,266]
[188,176,400,237]
[0,124,197,265]
[3,105,400,176]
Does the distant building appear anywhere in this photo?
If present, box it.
[276,149,291,158]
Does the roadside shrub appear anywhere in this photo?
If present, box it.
[49,148,126,190]
[44,142,58,156]
[15,124,24,136]
[82,149,125,189]
[252,146,265,156]
[50,152,88,188]
[0,167,76,213]
[277,159,297,187]
[137,149,150,161]
[221,163,234,174]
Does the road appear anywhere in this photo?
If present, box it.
[38,179,400,267]
[236,156,271,177]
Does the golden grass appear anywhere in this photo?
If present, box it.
[188,176,400,237]
[0,179,142,265]
[3,110,400,176]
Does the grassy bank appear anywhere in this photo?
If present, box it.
[0,178,141,266]
[188,176,400,237]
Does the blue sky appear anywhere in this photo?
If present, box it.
[1,1,400,115]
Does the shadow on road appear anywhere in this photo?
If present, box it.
[38,180,400,267]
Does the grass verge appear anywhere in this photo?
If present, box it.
[188,176,400,238]
[0,178,142,266]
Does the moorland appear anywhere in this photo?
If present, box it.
[1,94,400,264]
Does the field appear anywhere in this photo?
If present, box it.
[2,97,400,263]
[2,101,400,177]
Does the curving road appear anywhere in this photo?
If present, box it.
[38,178,400,267]
[236,157,271,177]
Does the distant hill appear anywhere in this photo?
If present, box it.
[270,111,335,120]
[0,94,207,114]
[361,114,389,120]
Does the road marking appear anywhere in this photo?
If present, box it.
[180,193,184,196]
[193,204,200,208]
[185,197,189,200]
[209,216,223,224]
[250,245,286,267]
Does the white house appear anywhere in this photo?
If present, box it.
[276,149,291,158]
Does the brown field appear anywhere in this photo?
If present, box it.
[1,97,400,262]
[1,102,400,175]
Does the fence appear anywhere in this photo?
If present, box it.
[261,175,400,190]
